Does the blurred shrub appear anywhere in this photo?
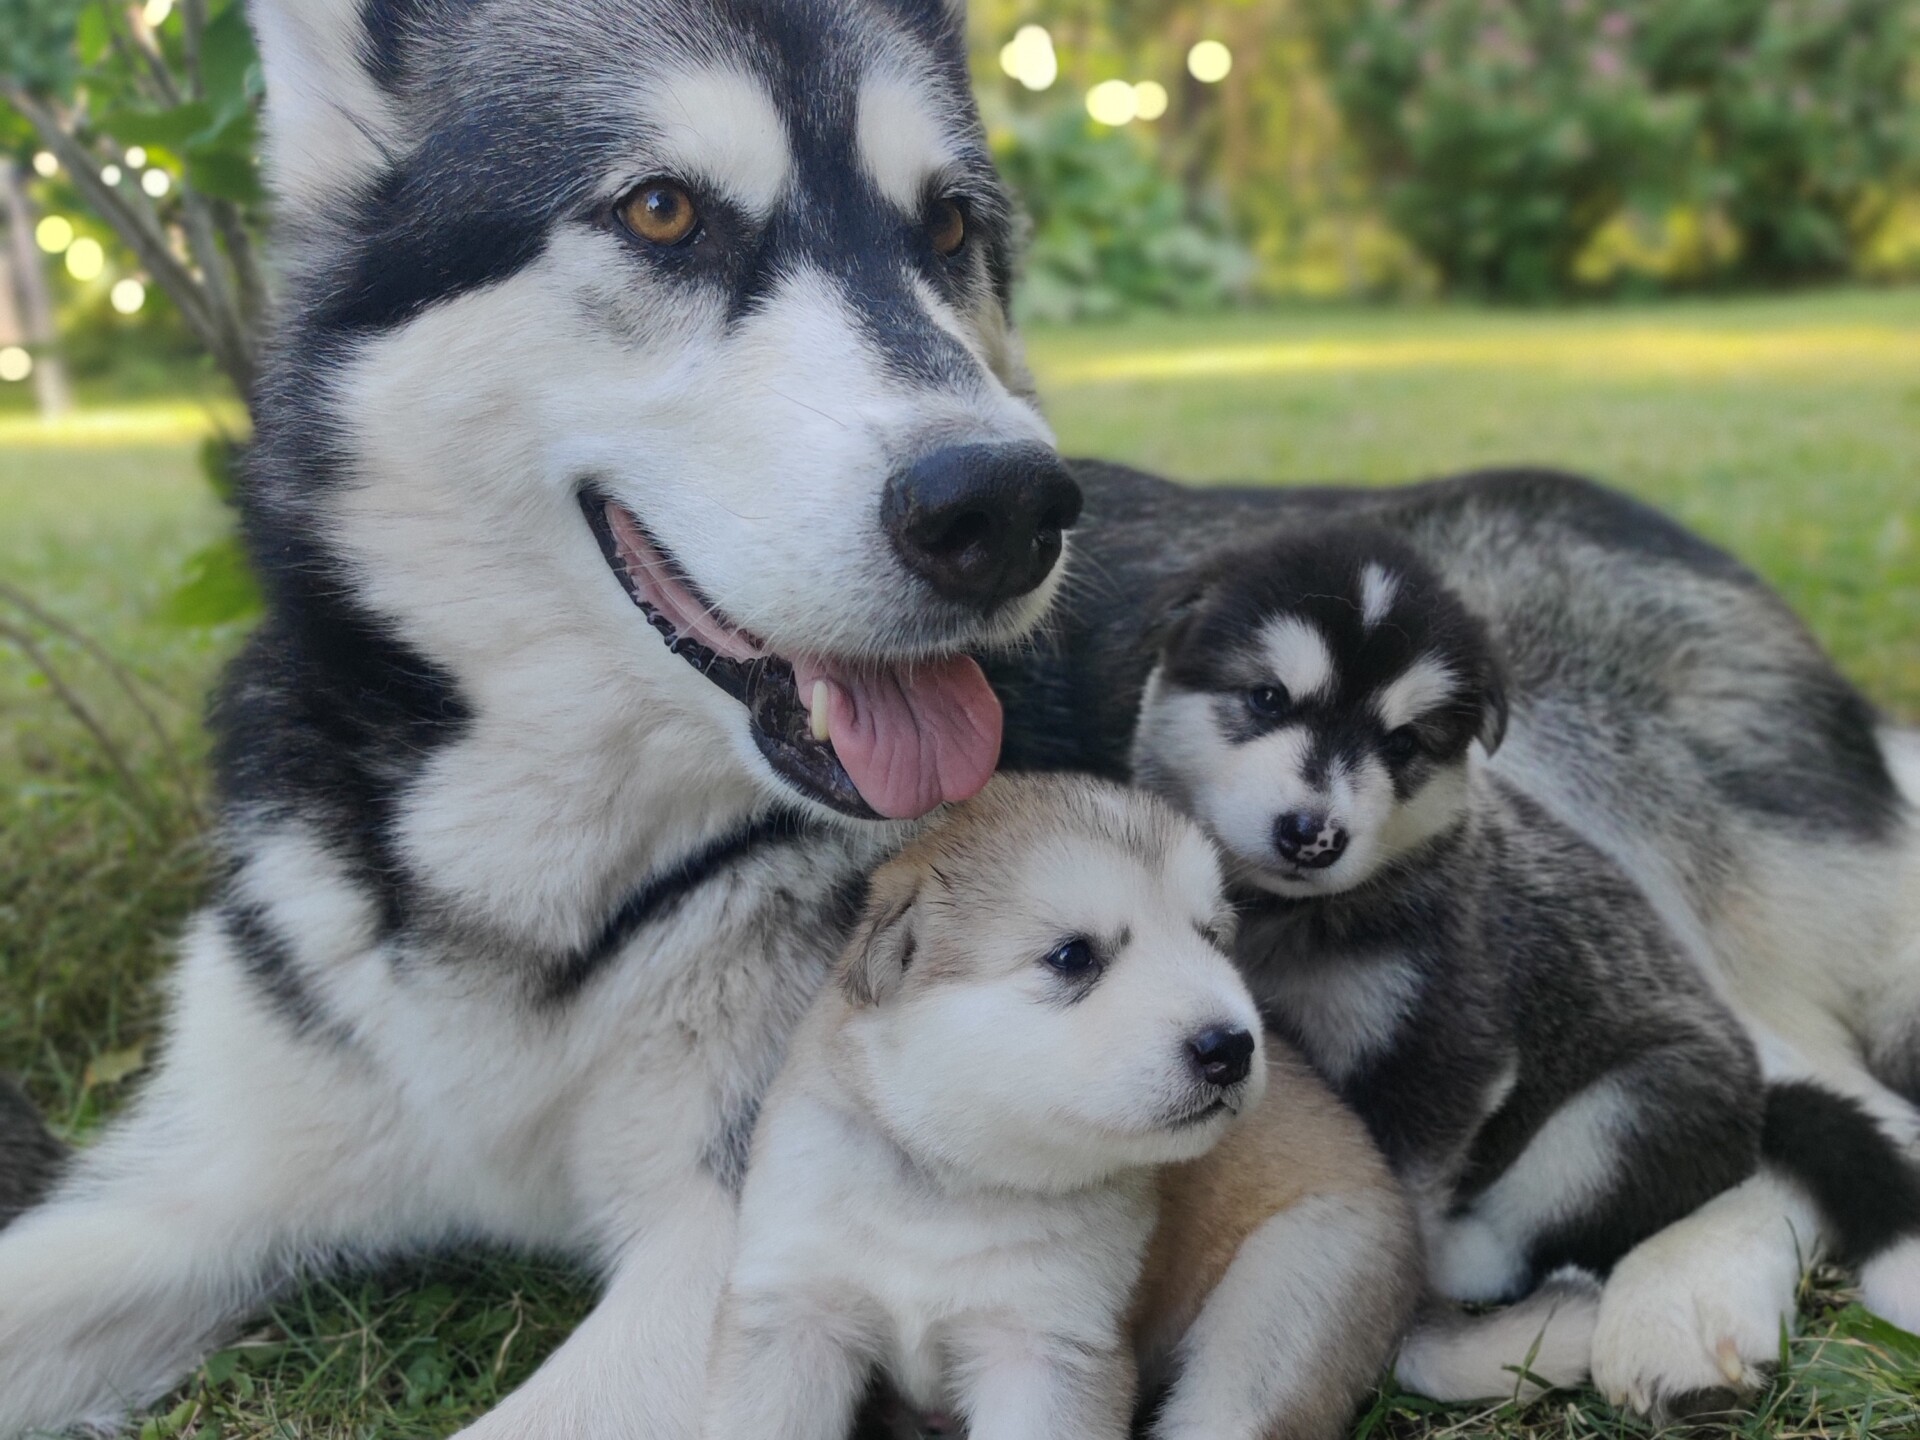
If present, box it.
[1313,0,1920,297]
[1638,0,1920,285]
[1312,0,1697,299]
[989,103,1254,322]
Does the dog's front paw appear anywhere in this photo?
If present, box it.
[1590,1177,1808,1418]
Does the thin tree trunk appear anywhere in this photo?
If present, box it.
[1,162,72,419]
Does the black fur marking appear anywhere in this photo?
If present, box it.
[1763,1080,1920,1265]
[313,162,557,335]
[0,1075,66,1228]
[543,810,814,1004]
[704,1092,764,1197]
[223,900,356,1045]
[358,0,439,91]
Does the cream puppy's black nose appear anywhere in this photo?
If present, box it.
[1188,1026,1255,1089]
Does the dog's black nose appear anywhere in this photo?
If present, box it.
[1188,1026,1255,1089]
[882,444,1082,611]
[1274,811,1348,868]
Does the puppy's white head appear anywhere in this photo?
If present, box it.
[1133,528,1507,898]
[838,774,1264,1192]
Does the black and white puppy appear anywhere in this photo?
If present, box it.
[1132,525,1765,1332]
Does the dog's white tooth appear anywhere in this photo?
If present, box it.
[810,680,831,742]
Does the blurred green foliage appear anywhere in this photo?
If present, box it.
[991,102,1255,319]
[1308,0,1920,297]
[1310,0,1696,298]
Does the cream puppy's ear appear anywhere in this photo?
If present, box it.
[840,864,924,1007]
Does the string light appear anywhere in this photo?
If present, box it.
[998,25,1058,91]
[1086,78,1138,126]
[65,237,105,281]
[1187,40,1233,83]
[35,215,74,253]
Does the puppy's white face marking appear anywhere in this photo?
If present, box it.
[1373,655,1458,732]
[1359,564,1399,632]
[856,71,958,211]
[1258,616,1335,703]
[637,66,793,218]
[851,808,1262,1192]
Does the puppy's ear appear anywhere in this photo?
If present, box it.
[840,865,923,1008]
[1477,658,1510,757]
[1145,577,1209,658]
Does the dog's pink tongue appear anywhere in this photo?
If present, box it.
[794,656,1002,820]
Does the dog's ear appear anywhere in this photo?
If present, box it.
[840,865,923,1008]
[1144,577,1209,659]
[249,0,404,209]
[1477,658,1510,757]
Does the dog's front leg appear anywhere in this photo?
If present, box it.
[952,1329,1133,1440]
[453,1173,739,1440]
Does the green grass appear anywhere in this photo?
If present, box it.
[3,287,1918,1437]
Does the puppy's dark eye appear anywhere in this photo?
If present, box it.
[1043,936,1097,977]
[618,180,699,246]
[927,196,966,256]
[1383,726,1422,763]
[1246,685,1289,720]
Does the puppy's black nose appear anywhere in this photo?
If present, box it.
[882,443,1082,611]
[1274,811,1348,868]
[1188,1026,1255,1089]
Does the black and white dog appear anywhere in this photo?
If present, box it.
[1131,526,1775,1397]
[1,0,1917,1434]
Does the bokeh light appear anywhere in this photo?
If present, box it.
[35,216,74,254]
[999,25,1058,91]
[1086,78,1139,126]
[1133,80,1169,121]
[142,0,173,24]
[0,347,32,383]
[31,151,58,178]
[125,146,148,169]
[101,164,123,186]
[65,237,105,281]
[1187,40,1232,83]
[141,169,172,198]
[110,279,148,315]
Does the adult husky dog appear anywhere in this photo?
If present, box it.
[1,0,1916,1434]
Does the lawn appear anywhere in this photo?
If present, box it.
[3,288,1917,1437]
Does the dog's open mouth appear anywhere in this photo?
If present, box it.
[583,492,1003,821]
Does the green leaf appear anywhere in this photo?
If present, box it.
[157,536,261,628]
[201,1347,241,1386]
[95,100,217,148]
[183,146,264,203]
[198,3,260,113]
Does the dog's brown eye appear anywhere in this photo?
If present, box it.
[1384,726,1422,763]
[927,197,966,256]
[620,181,699,246]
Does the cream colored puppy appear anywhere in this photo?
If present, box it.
[703,774,1417,1440]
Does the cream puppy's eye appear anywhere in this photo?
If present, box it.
[1043,936,1097,976]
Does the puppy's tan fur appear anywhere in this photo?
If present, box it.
[704,775,1417,1440]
